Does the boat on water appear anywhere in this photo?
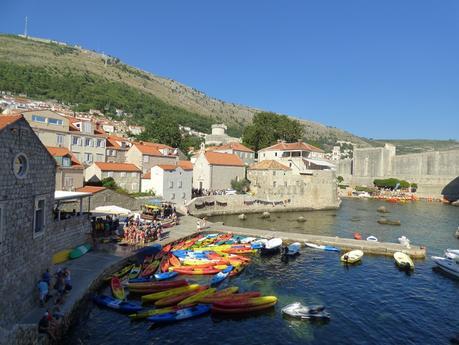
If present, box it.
[431,256,459,278]
[93,295,142,313]
[341,250,364,264]
[281,302,330,320]
[304,242,340,252]
[446,249,459,256]
[393,252,414,270]
[148,304,210,323]
[366,236,378,242]
[285,242,301,256]
[261,238,282,254]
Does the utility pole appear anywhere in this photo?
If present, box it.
[24,16,28,38]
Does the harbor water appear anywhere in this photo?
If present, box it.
[65,199,459,345]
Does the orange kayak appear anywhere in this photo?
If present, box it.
[155,286,208,307]
[173,267,220,275]
[169,254,181,267]
[160,255,170,273]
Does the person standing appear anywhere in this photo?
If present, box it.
[37,279,49,307]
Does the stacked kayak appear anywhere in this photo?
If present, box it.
[93,295,142,313]
[211,296,277,314]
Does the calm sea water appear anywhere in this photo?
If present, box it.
[65,199,459,345]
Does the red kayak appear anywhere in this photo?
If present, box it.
[128,279,188,290]
[154,244,172,260]
[155,286,208,307]
[200,291,260,304]
[353,232,362,240]
[173,267,220,275]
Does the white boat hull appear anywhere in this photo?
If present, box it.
[432,256,459,278]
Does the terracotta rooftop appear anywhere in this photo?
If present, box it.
[178,160,193,170]
[94,162,141,172]
[156,164,180,171]
[0,115,23,131]
[46,146,83,169]
[249,160,290,171]
[142,172,151,179]
[204,152,244,167]
[208,142,254,153]
[259,141,324,153]
[133,143,163,156]
[76,186,107,194]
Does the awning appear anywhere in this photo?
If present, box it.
[91,205,132,216]
[303,158,336,169]
[55,191,92,201]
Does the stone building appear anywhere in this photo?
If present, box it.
[47,146,84,191]
[73,186,144,211]
[193,150,245,190]
[105,135,132,163]
[207,142,255,165]
[204,124,241,146]
[85,162,142,193]
[258,140,334,172]
[19,110,107,165]
[0,115,91,329]
[141,161,193,205]
[126,142,178,174]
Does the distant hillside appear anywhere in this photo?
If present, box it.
[0,34,370,147]
[372,139,459,155]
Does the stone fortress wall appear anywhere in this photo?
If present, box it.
[338,144,459,197]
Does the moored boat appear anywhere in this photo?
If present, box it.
[341,250,364,264]
[393,252,414,270]
[148,304,210,323]
[431,255,459,278]
[93,295,142,313]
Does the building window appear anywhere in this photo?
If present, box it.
[62,157,71,167]
[171,193,175,200]
[48,118,63,126]
[84,153,93,163]
[275,152,277,157]
[273,181,277,187]
[131,172,137,177]
[32,115,46,123]
[97,139,105,147]
[120,172,126,177]
[33,197,46,237]
[273,171,276,176]
[143,155,149,163]
[169,181,174,189]
[107,171,113,177]
[72,136,79,145]
[64,176,74,188]
[289,163,292,167]
[13,153,28,179]
[57,134,64,145]
[178,181,182,188]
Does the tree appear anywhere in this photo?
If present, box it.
[137,115,183,148]
[337,176,344,184]
[231,178,250,193]
[101,177,117,189]
[242,112,304,152]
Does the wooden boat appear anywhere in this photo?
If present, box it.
[393,252,414,270]
[340,250,364,264]
[111,277,125,300]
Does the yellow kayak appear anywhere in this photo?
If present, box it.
[197,286,239,302]
[178,288,217,307]
[52,249,71,264]
[141,284,201,303]
[128,306,177,320]
[103,264,134,282]
[341,250,364,264]
[183,259,212,266]
[192,245,232,252]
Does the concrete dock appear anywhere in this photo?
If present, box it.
[206,221,427,259]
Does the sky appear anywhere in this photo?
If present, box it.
[1,0,458,140]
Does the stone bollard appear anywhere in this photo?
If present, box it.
[297,216,306,222]
[238,213,246,220]
[261,211,270,219]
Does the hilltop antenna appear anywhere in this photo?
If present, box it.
[24,16,28,38]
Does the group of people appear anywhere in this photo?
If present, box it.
[37,268,72,341]
[123,216,175,245]
[192,188,229,198]
[91,215,122,237]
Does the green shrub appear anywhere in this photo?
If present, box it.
[231,178,250,193]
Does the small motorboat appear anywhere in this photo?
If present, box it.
[281,302,330,320]
[446,249,459,256]
[353,232,362,240]
[251,239,268,249]
[285,242,301,256]
[261,238,282,254]
[341,250,364,264]
[393,252,414,270]
[432,255,459,278]
[366,236,378,242]
[305,242,340,252]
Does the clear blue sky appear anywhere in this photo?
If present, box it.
[2,0,458,140]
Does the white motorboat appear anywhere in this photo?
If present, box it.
[432,255,459,278]
[281,302,330,319]
[261,238,282,254]
[446,249,459,256]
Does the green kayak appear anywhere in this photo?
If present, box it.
[69,243,92,259]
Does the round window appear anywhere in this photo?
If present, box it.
[13,153,28,178]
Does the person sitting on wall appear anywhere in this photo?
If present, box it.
[38,312,57,341]
[42,269,51,288]
[63,268,72,292]
[38,279,49,307]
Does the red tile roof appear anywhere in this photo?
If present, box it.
[249,160,290,171]
[208,142,254,153]
[46,146,83,169]
[133,144,163,156]
[204,152,244,167]
[259,141,324,153]
[178,160,193,170]
[142,172,151,179]
[94,162,141,172]
[76,186,107,194]
[156,164,180,171]
[0,115,23,131]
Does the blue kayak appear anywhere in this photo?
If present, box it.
[129,276,154,283]
[324,246,340,252]
[210,265,233,286]
[148,304,210,323]
[93,295,142,313]
[251,243,264,250]
[286,242,301,256]
[154,271,178,281]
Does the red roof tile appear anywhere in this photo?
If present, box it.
[249,160,290,171]
[0,115,23,131]
[178,160,193,170]
[46,146,83,169]
[76,186,107,194]
[133,144,163,156]
[94,162,141,172]
[208,142,254,153]
[142,172,151,179]
[259,141,324,153]
[204,152,244,167]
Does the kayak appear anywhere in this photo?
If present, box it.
[93,295,142,313]
[141,284,201,303]
[261,238,282,254]
[431,256,459,278]
[210,266,233,286]
[173,267,220,275]
[169,254,181,267]
[52,249,71,264]
[341,250,364,264]
[129,276,155,283]
[155,286,208,307]
[393,252,414,270]
[128,265,142,280]
[213,296,277,309]
[199,291,260,304]
[154,271,178,281]
[104,264,134,282]
[111,277,125,300]
[281,302,330,320]
[160,255,170,273]
[286,242,301,256]
[353,232,362,240]
[128,280,188,291]
[366,236,378,242]
[69,244,91,259]
[229,264,245,277]
[140,260,160,277]
[148,304,211,323]
[129,306,178,320]
[305,242,340,252]
[178,288,217,307]
[211,300,277,314]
